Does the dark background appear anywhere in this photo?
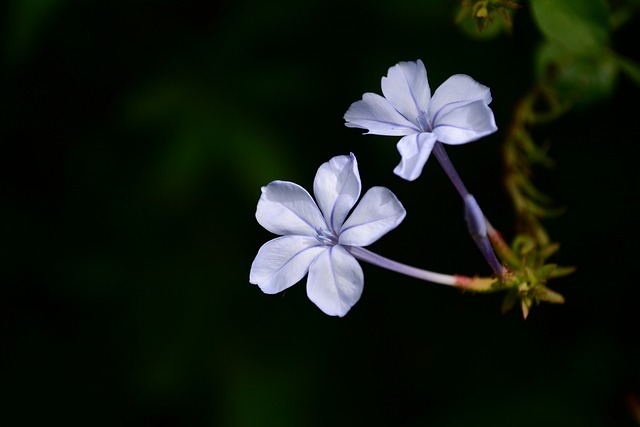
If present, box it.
[3,1,639,426]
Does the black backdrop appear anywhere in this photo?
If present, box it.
[3,1,640,426]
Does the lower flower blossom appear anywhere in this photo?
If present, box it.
[249,153,406,317]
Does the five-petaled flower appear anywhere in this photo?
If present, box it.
[344,59,498,181]
[249,153,406,317]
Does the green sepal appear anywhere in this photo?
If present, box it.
[501,288,520,314]
[548,265,576,279]
[535,285,565,304]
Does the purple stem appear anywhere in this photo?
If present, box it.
[432,142,506,277]
[345,246,457,286]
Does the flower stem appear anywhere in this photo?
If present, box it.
[432,141,506,278]
[432,141,469,198]
[345,246,495,290]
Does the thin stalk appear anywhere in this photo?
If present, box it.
[345,246,496,290]
[432,141,469,198]
[432,141,506,278]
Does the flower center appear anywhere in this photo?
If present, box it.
[416,110,431,132]
[315,227,338,246]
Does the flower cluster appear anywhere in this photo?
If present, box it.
[250,59,500,316]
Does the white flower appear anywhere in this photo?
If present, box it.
[344,59,497,181]
[249,153,406,317]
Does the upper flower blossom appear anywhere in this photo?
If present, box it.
[344,59,497,181]
[249,153,406,317]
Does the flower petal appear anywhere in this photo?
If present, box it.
[393,132,438,181]
[432,100,497,145]
[381,59,431,123]
[256,180,327,236]
[344,93,419,136]
[339,187,406,247]
[313,154,361,233]
[250,235,326,294]
[307,245,363,317]
[429,74,492,124]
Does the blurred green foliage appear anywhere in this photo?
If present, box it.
[2,1,640,426]
[532,0,616,106]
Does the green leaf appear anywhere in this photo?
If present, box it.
[536,40,619,107]
[531,0,611,53]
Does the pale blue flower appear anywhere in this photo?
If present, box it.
[250,153,406,317]
[344,60,497,181]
